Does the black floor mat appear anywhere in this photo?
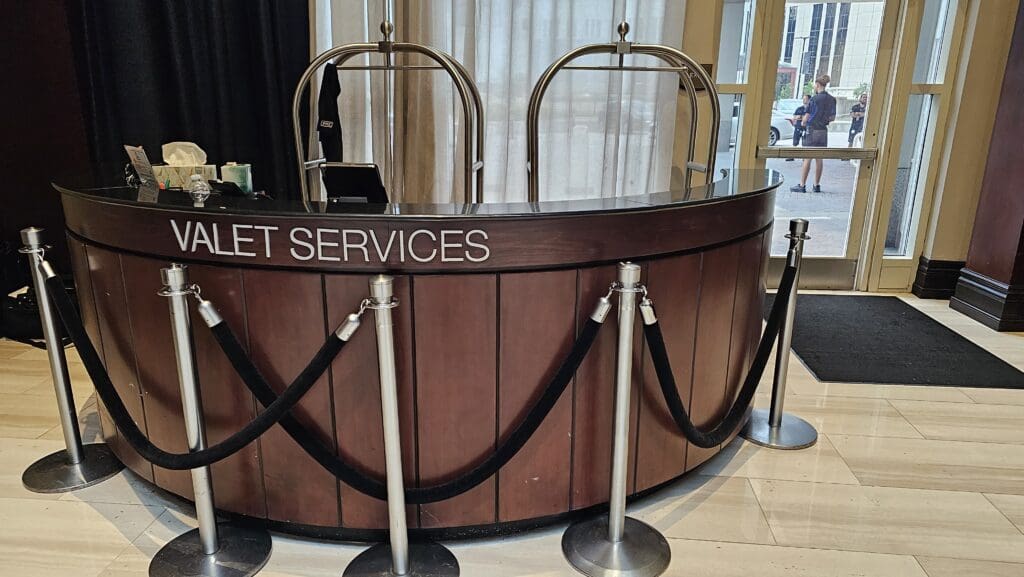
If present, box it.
[762,294,1024,388]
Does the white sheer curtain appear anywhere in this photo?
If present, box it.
[311,0,686,203]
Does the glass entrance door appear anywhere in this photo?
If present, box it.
[758,0,893,288]
[730,0,965,289]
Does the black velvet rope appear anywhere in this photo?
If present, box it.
[44,274,347,470]
[643,264,798,448]
[210,314,606,504]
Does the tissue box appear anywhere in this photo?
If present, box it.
[153,165,217,189]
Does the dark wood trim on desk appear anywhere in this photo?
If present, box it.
[912,257,964,299]
[60,189,774,273]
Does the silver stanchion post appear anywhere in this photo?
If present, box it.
[562,262,670,577]
[741,218,818,450]
[345,275,459,577]
[150,264,272,577]
[19,227,124,493]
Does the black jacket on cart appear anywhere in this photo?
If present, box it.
[316,62,388,204]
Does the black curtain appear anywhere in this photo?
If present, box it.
[66,0,310,198]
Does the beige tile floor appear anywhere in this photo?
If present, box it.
[0,294,1022,576]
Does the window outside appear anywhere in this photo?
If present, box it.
[884,0,957,256]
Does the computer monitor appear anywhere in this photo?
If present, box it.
[321,163,388,204]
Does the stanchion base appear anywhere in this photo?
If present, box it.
[149,524,272,577]
[562,516,670,577]
[22,443,124,493]
[741,408,818,450]
[343,541,459,577]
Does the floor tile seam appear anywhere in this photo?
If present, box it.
[980,489,1024,498]
[820,432,862,484]
[17,395,92,406]
[0,494,172,509]
[7,429,64,442]
[756,391,951,406]
[34,425,61,440]
[808,429,926,440]
[0,429,59,440]
[982,493,1024,537]
[913,555,1024,573]
[0,359,56,368]
[768,411,928,439]
[0,363,57,370]
[0,382,53,396]
[844,477,1024,498]
[0,387,58,400]
[889,398,1024,410]
[830,428,1024,450]
[959,388,1024,404]
[8,350,88,363]
[656,533,778,548]
[0,435,62,444]
[896,436,1024,447]
[91,509,170,577]
[664,534,960,567]
[783,389,977,403]
[755,530,1024,565]
[755,392,943,410]
[746,475,1024,500]
[693,471,862,487]
[813,386,978,399]
[911,555,933,577]
[883,400,938,441]
[745,477,780,546]
[56,494,173,507]
[0,497,170,571]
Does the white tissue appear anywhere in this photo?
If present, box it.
[154,141,216,188]
[162,141,208,166]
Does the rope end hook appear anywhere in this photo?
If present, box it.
[196,299,224,328]
[335,313,362,342]
[639,298,657,325]
[591,296,613,323]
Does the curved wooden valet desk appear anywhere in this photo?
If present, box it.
[56,168,779,539]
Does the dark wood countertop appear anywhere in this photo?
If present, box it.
[57,169,780,273]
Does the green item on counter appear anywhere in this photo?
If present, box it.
[221,162,253,193]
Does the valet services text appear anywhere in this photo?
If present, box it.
[169,219,491,264]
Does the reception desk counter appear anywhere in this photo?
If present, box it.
[57,169,779,539]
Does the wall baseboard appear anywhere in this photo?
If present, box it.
[911,256,964,299]
[950,268,1024,331]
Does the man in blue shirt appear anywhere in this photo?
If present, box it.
[791,74,836,193]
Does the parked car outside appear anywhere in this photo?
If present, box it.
[769,110,796,145]
[775,98,805,115]
[768,98,804,145]
[727,99,800,146]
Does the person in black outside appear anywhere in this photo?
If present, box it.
[849,92,868,146]
[786,93,812,161]
[791,74,836,193]
[792,93,811,146]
